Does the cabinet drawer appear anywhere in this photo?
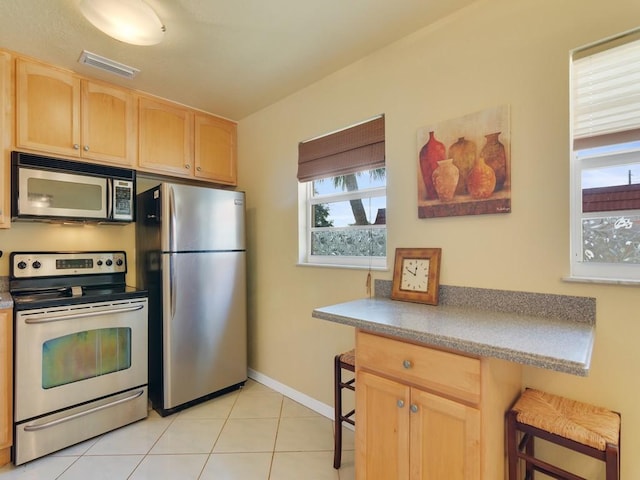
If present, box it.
[356,330,481,404]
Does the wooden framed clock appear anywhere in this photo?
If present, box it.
[391,248,442,305]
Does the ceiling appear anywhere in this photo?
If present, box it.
[0,0,476,120]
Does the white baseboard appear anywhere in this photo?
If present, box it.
[247,368,334,420]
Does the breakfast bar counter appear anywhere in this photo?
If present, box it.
[312,283,596,376]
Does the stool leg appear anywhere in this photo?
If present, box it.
[605,443,619,480]
[525,433,535,480]
[506,410,518,479]
[333,355,343,469]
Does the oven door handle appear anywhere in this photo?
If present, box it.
[23,389,145,432]
[24,304,145,324]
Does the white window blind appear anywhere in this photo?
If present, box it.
[573,38,640,148]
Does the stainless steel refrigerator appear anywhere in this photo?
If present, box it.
[136,182,247,416]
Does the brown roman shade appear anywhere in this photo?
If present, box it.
[297,115,385,182]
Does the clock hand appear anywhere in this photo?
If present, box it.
[404,266,417,276]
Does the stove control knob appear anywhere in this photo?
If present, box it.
[32,261,42,269]
[17,261,27,270]
[97,260,103,266]
[116,258,124,267]
[106,259,113,267]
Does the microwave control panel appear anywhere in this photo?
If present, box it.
[113,180,134,220]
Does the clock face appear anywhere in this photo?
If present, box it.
[400,258,430,292]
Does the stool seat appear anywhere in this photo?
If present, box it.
[513,388,620,451]
[339,349,356,368]
[507,388,620,480]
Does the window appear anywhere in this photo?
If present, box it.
[570,33,640,282]
[298,115,387,268]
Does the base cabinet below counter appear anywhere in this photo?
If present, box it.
[355,329,522,480]
[0,307,12,466]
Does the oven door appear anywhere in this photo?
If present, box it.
[14,298,148,422]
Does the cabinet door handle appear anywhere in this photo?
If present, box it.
[73,143,80,150]
[185,164,191,169]
[397,399,405,408]
[83,145,90,151]
[403,359,412,369]
[410,404,419,413]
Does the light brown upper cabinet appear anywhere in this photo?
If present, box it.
[80,79,136,166]
[194,113,237,185]
[0,51,12,229]
[16,58,136,167]
[138,96,194,177]
[139,95,237,185]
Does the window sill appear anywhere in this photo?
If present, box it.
[297,262,389,272]
[562,275,640,286]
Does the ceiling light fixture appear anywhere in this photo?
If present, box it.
[79,0,166,46]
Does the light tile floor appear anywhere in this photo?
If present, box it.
[0,380,355,480]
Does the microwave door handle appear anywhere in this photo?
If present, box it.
[106,178,113,219]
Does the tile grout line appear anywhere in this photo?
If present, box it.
[266,392,285,480]
[196,388,241,479]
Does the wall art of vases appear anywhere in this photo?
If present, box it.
[466,156,496,199]
[419,131,446,200]
[480,132,507,191]
[432,159,459,202]
[448,137,476,195]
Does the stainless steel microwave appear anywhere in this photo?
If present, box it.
[11,152,135,223]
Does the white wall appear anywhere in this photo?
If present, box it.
[238,0,640,477]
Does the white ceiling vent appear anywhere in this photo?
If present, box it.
[78,50,140,79]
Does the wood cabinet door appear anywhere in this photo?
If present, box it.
[81,80,136,167]
[16,58,81,157]
[410,388,481,480]
[138,96,193,177]
[356,370,411,480]
[194,113,237,185]
[0,52,12,229]
[0,308,12,466]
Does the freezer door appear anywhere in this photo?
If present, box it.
[161,183,245,252]
[161,251,247,409]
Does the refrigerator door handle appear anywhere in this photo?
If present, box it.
[168,186,177,319]
[170,253,177,319]
[169,186,177,253]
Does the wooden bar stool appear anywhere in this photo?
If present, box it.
[333,349,355,469]
[506,388,620,480]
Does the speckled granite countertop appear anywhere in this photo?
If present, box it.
[0,276,12,309]
[312,281,595,377]
[0,293,12,309]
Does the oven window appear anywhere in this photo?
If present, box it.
[42,327,132,389]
